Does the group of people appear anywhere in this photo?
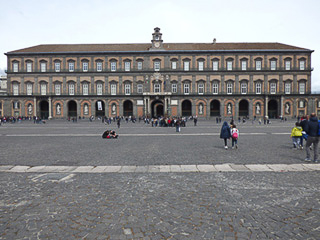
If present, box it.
[291,113,319,162]
[220,121,239,150]
[102,130,118,139]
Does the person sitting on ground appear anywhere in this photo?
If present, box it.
[102,130,110,139]
[110,130,118,139]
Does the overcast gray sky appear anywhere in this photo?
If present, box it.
[1,0,319,91]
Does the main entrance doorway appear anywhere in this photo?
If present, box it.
[210,100,220,116]
[39,100,49,119]
[68,100,77,117]
[268,100,278,118]
[123,100,133,116]
[239,100,249,117]
[95,100,105,117]
[181,100,192,116]
[151,100,164,117]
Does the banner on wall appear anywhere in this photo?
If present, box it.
[97,101,102,111]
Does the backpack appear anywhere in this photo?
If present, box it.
[232,130,238,139]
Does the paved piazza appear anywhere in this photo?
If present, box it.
[0,119,320,239]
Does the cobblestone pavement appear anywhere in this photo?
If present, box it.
[0,119,320,239]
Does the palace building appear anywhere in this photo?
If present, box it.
[1,27,317,119]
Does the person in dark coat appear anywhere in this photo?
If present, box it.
[220,121,231,149]
[299,115,308,149]
[304,113,319,162]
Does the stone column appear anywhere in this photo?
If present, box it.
[265,96,269,118]
[280,95,284,117]
[48,97,52,119]
[33,97,37,117]
[164,97,167,115]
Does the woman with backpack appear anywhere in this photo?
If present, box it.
[231,124,239,149]
[220,121,231,149]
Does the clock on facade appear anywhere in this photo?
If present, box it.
[154,42,160,48]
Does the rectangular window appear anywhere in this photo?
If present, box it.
[299,83,305,94]
[137,62,143,70]
[227,83,232,94]
[285,60,291,70]
[299,60,305,70]
[83,62,88,72]
[13,84,19,95]
[227,61,233,71]
[97,83,103,95]
[55,62,60,72]
[285,83,291,94]
[154,61,160,71]
[69,62,74,72]
[198,61,204,71]
[184,83,190,94]
[111,62,116,72]
[125,62,131,71]
[111,84,116,95]
[171,61,177,70]
[27,83,32,95]
[299,101,304,108]
[13,63,19,72]
[256,60,262,70]
[270,83,276,94]
[172,83,177,93]
[241,83,247,94]
[83,83,88,95]
[212,83,219,94]
[241,61,247,70]
[26,63,32,72]
[97,62,102,72]
[198,83,204,94]
[125,84,131,95]
[154,83,160,93]
[69,83,75,95]
[55,84,61,95]
[40,63,46,72]
[256,83,261,94]
[270,60,276,70]
[137,84,143,93]
[213,61,219,71]
[40,83,46,95]
[184,62,190,71]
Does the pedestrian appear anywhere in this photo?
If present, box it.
[117,118,121,128]
[194,117,198,126]
[231,124,239,149]
[290,122,302,149]
[220,121,231,149]
[304,113,319,162]
[299,115,308,149]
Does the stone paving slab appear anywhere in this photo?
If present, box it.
[214,164,236,172]
[245,164,273,171]
[0,165,14,171]
[196,164,217,172]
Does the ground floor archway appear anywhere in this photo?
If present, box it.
[239,99,249,117]
[151,100,164,117]
[39,100,49,119]
[268,99,278,118]
[68,100,77,117]
[210,100,220,116]
[123,100,133,116]
[95,100,105,117]
[181,100,192,116]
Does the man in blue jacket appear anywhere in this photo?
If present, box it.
[305,113,319,162]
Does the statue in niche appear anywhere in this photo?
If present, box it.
[56,104,61,115]
[199,103,203,115]
[285,103,290,114]
[256,103,261,114]
[28,104,33,115]
[84,104,89,115]
[112,104,116,115]
[227,103,232,115]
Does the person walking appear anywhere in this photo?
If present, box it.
[290,122,303,149]
[231,124,239,149]
[117,118,121,128]
[220,121,231,149]
[304,113,319,162]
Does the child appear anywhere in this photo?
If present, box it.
[291,122,303,149]
[231,124,239,149]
